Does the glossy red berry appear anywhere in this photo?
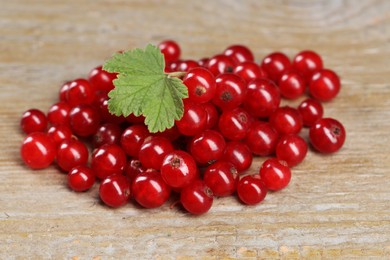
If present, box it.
[189,130,226,165]
[160,150,198,189]
[180,180,213,215]
[69,104,101,137]
[68,165,95,192]
[269,106,303,135]
[222,141,253,173]
[175,100,207,136]
[93,123,122,148]
[218,107,252,141]
[99,174,131,208]
[153,125,181,141]
[20,132,56,169]
[309,118,346,153]
[47,125,73,146]
[278,71,306,99]
[298,98,324,127]
[132,171,171,208]
[245,121,279,156]
[66,79,95,106]
[309,69,340,101]
[203,102,219,129]
[59,81,70,102]
[243,78,280,118]
[292,50,323,81]
[138,136,174,170]
[237,175,267,205]
[88,65,116,92]
[207,54,235,76]
[158,40,181,63]
[203,160,238,197]
[261,52,291,83]
[177,60,199,72]
[47,102,71,126]
[276,135,308,167]
[91,144,127,179]
[56,139,89,172]
[98,98,126,124]
[233,61,267,83]
[20,109,48,134]
[183,67,216,103]
[259,158,291,191]
[120,124,150,157]
[124,159,145,184]
[223,44,254,64]
[212,73,246,111]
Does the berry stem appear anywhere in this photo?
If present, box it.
[167,71,186,78]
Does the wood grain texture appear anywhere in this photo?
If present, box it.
[1,0,390,258]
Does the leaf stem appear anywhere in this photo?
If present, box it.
[167,71,187,78]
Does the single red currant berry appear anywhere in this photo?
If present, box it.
[175,100,207,136]
[69,104,101,137]
[20,109,48,134]
[243,78,281,118]
[276,135,308,167]
[207,54,235,76]
[233,61,268,83]
[298,98,324,127]
[309,118,346,153]
[245,121,279,156]
[120,124,150,157]
[259,158,291,191]
[66,79,95,107]
[47,102,71,127]
[99,174,131,208]
[56,139,89,172]
[261,52,291,83]
[278,71,306,99]
[203,160,238,197]
[309,69,340,101]
[124,159,145,184]
[98,98,126,124]
[180,180,213,215]
[47,125,73,147]
[91,144,127,179]
[222,141,253,173]
[237,175,267,205]
[189,130,226,165]
[59,81,70,102]
[269,106,303,135]
[292,50,323,81]
[158,40,181,63]
[203,102,219,129]
[212,73,246,111]
[161,150,198,189]
[68,165,95,192]
[223,44,254,64]
[183,67,216,103]
[177,60,199,72]
[88,65,116,92]
[92,123,122,148]
[132,171,171,208]
[20,132,56,169]
[197,57,209,67]
[218,107,253,141]
[138,136,174,170]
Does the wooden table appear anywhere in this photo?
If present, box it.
[1,0,389,258]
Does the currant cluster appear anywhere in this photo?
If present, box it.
[19,40,346,215]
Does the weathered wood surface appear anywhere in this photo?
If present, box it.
[1,0,390,258]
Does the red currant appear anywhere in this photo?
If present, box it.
[98,98,126,124]
[261,52,291,83]
[223,44,254,64]
[47,102,71,127]
[259,158,291,191]
[120,124,150,157]
[20,109,48,134]
[233,61,267,83]
[292,50,323,81]
[68,165,95,192]
[278,71,306,99]
[160,150,198,189]
[218,107,253,141]
[88,65,116,92]
[47,125,73,147]
[298,98,324,127]
[237,175,267,205]
[222,141,253,173]
[138,136,174,170]
[93,123,122,148]
[309,69,340,101]
[207,54,235,76]
[91,144,127,179]
[59,81,70,102]
[203,102,219,129]
[177,60,199,72]
[212,73,246,111]
[203,160,238,197]
[99,174,131,208]
[189,130,226,165]
[132,171,171,208]
[158,40,181,63]
[180,180,213,215]
[245,121,279,156]
[175,100,207,136]
[183,67,216,103]
[269,106,303,135]
[20,132,56,169]
[309,118,346,153]
[124,159,145,184]
[56,139,89,172]
[66,79,95,106]
[69,104,101,137]
[276,134,308,167]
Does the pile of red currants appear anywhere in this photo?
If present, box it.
[20,40,346,215]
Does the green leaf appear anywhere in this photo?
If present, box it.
[103,44,188,133]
